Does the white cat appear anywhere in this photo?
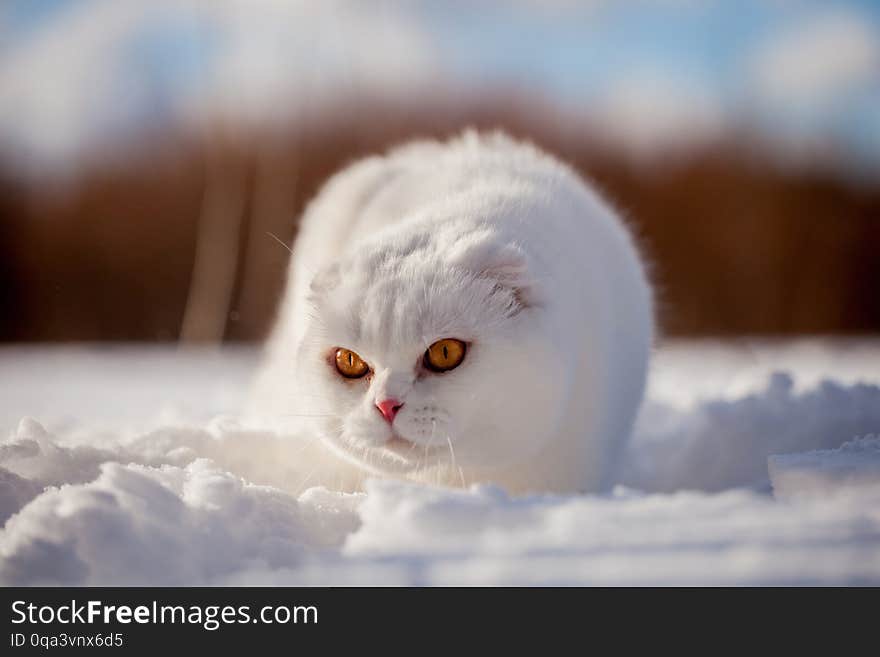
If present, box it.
[251,131,653,494]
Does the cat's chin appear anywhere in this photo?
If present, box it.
[322,431,448,475]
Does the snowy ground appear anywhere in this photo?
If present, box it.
[1,339,879,585]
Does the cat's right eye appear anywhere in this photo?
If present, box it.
[424,338,467,373]
[335,348,370,379]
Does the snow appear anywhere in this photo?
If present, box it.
[769,435,880,502]
[1,339,880,585]
[623,371,880,493]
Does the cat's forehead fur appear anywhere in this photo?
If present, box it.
[308,226,525,359]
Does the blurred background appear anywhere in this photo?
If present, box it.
[1,0,878,343]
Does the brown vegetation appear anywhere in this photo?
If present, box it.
[1,100,878,342]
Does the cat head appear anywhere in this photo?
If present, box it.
[296,220,566,482]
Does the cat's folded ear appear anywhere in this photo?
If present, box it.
[448,239,534,316]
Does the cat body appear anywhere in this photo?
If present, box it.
[252,131,653,494]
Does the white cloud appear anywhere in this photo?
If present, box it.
[0,0,438,172]
[584,73,727,160]
[190,0,438,126]
[748,10,880,108]
[0,1,155,169]
[2,1,876,174]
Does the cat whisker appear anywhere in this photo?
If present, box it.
[421,420,442,466]
[293,459,323,494]
[276,413,338,418]
[405,421,435,457]
[282,432,332,461]
[289,436,339,492]
[266,231,293,254]
[444,434,467,489]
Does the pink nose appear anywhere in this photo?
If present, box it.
[376,399,404,423]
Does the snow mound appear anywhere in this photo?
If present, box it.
[0,454,361,586]
[345,479,880,585]
[1,341,880,585]
[770,435,880,501]
[624,372,880,492]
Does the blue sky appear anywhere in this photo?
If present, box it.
[422,2,877,92]
[1,0,878,172]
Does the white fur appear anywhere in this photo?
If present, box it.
[251,131,653,494]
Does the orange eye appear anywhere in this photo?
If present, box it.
[424,338,467,373]
[335,348,369,379]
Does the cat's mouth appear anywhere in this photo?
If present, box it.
[331,430,447,473]
[386,434,417,450]
[380,432,445,461]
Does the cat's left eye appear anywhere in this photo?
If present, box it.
[424,338,467,373]
[335,348,369,378]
